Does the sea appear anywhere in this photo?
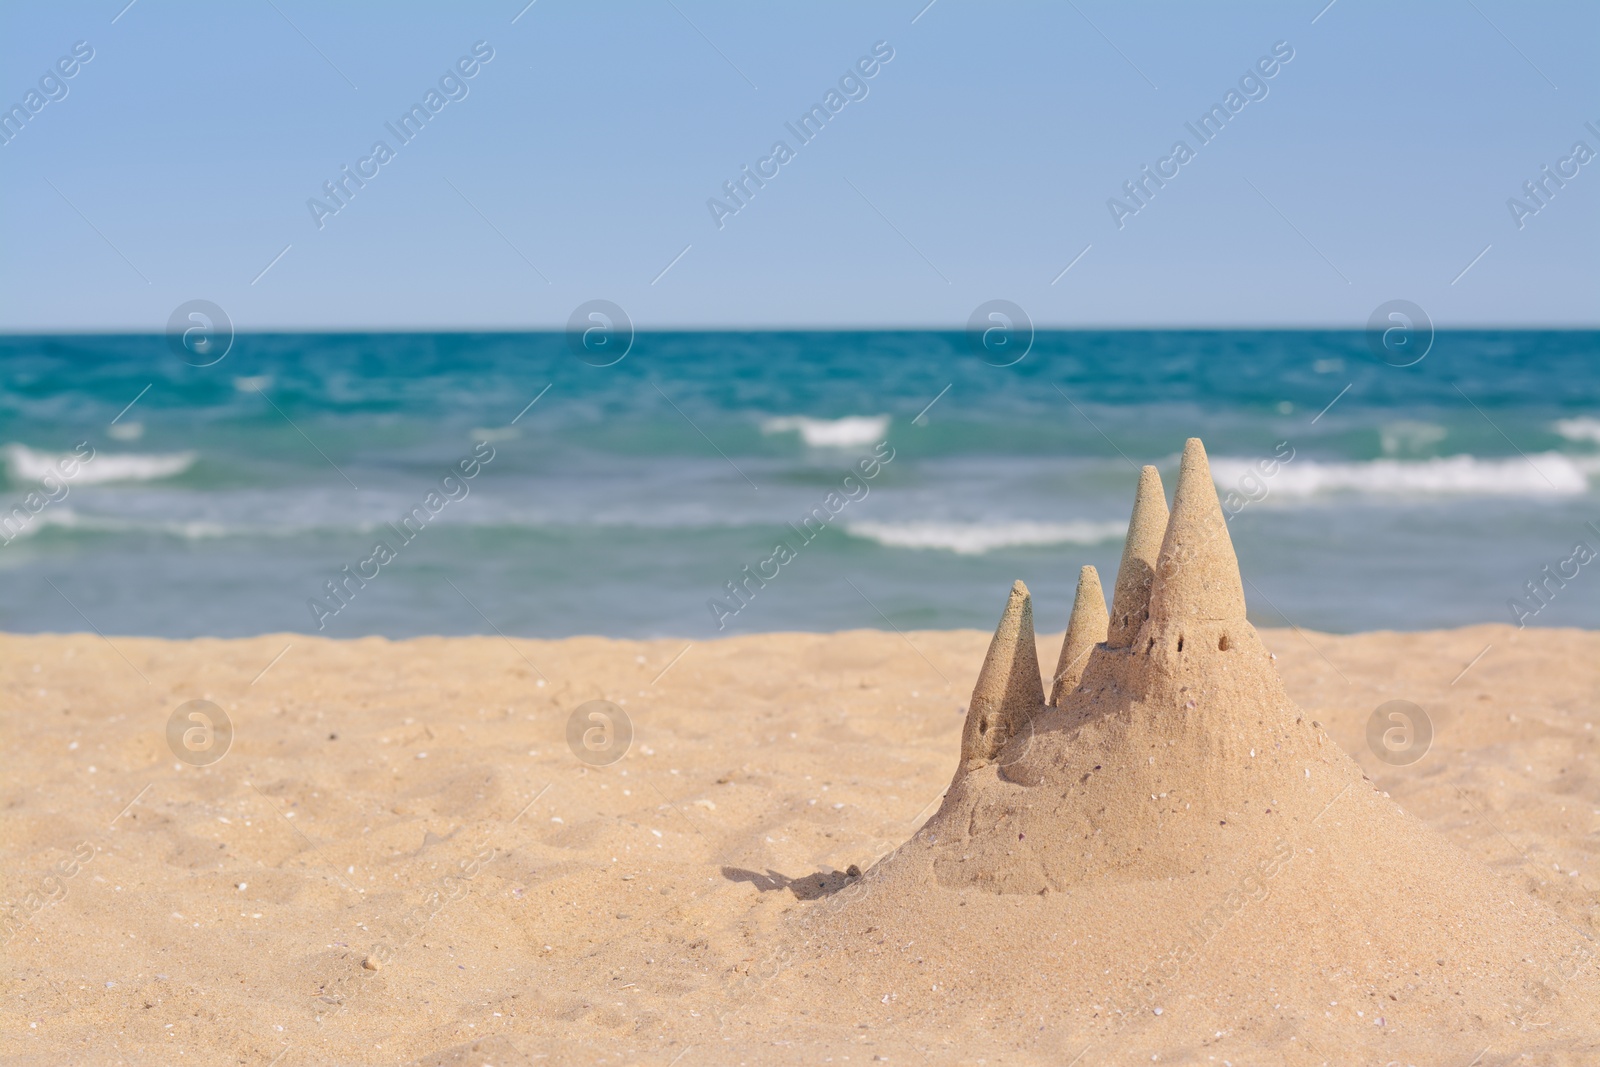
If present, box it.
[2,330,1598,640]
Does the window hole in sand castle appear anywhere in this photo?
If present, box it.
[1219,633,1232,651]
[1176,634,1184,653]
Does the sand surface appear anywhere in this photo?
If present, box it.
[4,623,1599,1065]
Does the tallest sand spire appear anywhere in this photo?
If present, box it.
[1147,437,1246,623]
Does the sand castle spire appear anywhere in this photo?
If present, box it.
[1106,465,1169,647]
[1147,438,1246,622]
[958,580,1046,771]
[1049,565,1108,705]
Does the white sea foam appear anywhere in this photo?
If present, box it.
[1554,417,1600,445]
[3,443,198,485]
[1209,452,1589,498]
[0,507,78,542]
[0,509,229,542]
[844,520,1127,555]
[760,415,889,448]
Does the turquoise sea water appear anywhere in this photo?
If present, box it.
[2,330,1597,638]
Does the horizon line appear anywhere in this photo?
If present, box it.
[5,323,1599,337]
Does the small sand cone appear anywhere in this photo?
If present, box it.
[1049,566,1108,705]
[1106,465,1169,648]
[958,580,1046,771]
[1147,438,1246,623]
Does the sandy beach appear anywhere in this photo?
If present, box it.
[4,617,1598,1065]
[7,1,1598,1061]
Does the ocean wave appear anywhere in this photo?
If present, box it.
[1209,452,1590,498]
[1554,417,1600,445]
[844,520,1127,555]
[4,443,197,485]
[760,415,889,448]
[0,509,229,542]
[0,507,74,542]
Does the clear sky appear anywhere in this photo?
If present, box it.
[1,0,1595,331]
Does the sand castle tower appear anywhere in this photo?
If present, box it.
[1141,439,1257,668]
[1105,464,1167,649]
[957,581,1046,772]
[1047,565,1106,706]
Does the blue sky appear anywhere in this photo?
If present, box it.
[1,0,1595,330]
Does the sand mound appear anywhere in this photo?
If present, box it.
[749,440,1600,1062]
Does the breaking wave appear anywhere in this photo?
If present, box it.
[4,443,198,485]
[760,415,889,448]
[1209,452,1590,498]
[843,520,1127,555]
[1554,417,1600,445]
[0,509,230,542]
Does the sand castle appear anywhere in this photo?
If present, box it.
[955,438,1261,781]
[765,438,1599,1055]
[938,436,1311,888]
